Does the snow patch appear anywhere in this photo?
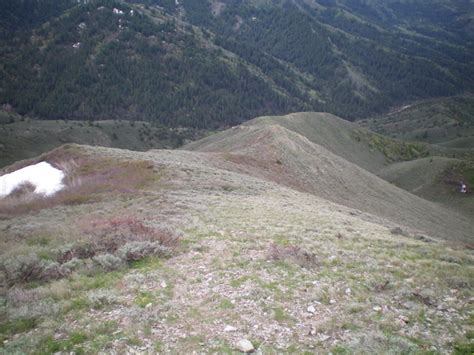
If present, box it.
[0,162,65,198]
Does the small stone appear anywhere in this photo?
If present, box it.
[330,299,336,304]
[398,315,409,324]
[236,339,254,353]
[307,305,316,314]
[319,334,330,341]
[224,325,237,332]
[373,306,382,312]
[345,288,351,295]
[160,281,167,288]
[145,303,153,309]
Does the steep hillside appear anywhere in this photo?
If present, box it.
[1,0,473,126]
[0,112,204,168]
[378,156,474,219]
[0,144,472,353]
[0,0,309,128]
[185,114,473,243]
[360,95,474,148]
[188,112,432,173]
[157,0,474,119]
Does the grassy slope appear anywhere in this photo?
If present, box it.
[185,114,473,243]
[378,156,474,219]
[0,144,472,353]
[359,95,474,147]
[0,114,203,168]
[188,112,430,174]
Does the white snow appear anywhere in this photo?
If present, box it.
[0,162,65,198]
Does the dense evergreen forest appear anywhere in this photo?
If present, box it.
[0,0,473,128]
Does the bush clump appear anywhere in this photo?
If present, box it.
[2,218,180,286]
[92,254,125,272]
[63,258,84,271]
[267,243,319,269]
[1,255,69,285]
[40,262,70,281]
[117,241,171,262]
[87,289,119,308]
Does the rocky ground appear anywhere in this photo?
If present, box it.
[0,145,472,353]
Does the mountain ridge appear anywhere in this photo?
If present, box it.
[184,113,474,242]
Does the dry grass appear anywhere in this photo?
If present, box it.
[267,242,320,269]
[0,146,156,216]
[0,143,472,354]
[58,216,179,263]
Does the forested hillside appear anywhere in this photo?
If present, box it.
[1,0,473,127]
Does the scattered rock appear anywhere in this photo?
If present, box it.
[318,334,330,341]
[160,280,167,288]
[224,325,237,332]
[307,305,316,314]
[390,227,407,236]
[330,299,336,304]
[236,339,254,353]
[373,306,382,312]
[374,280,390,292]
[345,288,351,296]
[398,315,409,324]
[414,234,435,243]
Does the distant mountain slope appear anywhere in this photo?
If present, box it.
[378,156,474,219]
[185,114,474,242]
[177,0,474,119]
[0,112,203,168]
[359,95,474,148]
[0,0,309,128]
[1,0,473,126]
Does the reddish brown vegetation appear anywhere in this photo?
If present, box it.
[58,216,179,263]
[0,145,156,215]
[267,242,319,269]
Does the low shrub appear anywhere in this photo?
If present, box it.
[41,262,70,281]
[87,289,119,308]
[1,255,69,285]
[117,241,171,262]
[92,254,125,272]
[267,243,319,269]
[390,227,410,237]
[56,242,96,263]
[86,217,179,252]
[2,217,179,286]
[2,254,46,285]
[63,258,84,271]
